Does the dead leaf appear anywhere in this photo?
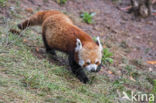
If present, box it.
[147,61,156,65]
[149,42,153,47]
[103,45,107,48]
[130,76,136,81]
[36,48,39,52]
[108,70,113,74]
[23,39,28,43]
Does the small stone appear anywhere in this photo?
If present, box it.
[10,7,15,11]
[149,67,152,72]
[149,42,153,47]
[1,34,5,37]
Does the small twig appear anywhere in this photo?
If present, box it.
[5,19,9,46]
[118,6,132,12]
[0,51,9,53]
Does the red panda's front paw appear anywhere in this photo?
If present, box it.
[83,77,89,84]
[79,77,89,84]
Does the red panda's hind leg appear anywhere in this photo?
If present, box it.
[42,32,56,55]
[18,19,35,30]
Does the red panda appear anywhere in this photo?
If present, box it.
[17,10,103,83]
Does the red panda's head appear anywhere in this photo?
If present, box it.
[75,37,103,72]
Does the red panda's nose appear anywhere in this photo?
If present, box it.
[91,69,96,72]
[90,66,97,72]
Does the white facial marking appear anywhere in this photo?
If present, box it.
[75,38,82,52]
[79,59,84,66]
[96,36,103,51]
[87,59,91,63]
[95,59,98,63]
[85,64,97,71]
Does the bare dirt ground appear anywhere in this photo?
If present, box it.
[0,0,156,102]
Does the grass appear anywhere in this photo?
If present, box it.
[153,80,156,95]
[0,0,7,6]
[81,12,96,24]
[0,23,116,102]
[56,0,67,4]
[102,48,113,64]
[112,0,122,3]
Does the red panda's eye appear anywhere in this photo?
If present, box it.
[86,62,90,65]
[95,61,99,65]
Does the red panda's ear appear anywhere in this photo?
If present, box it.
[75,38,82,52]
[96,36,103,51]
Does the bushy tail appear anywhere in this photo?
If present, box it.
[17,10,61,30]
[17,11,46,30]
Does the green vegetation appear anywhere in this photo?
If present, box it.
[112,0,122,3]
[56,0,67,4]
[81,12,96,24]
[153,79,156,94]
[102,48,113,64]
[0,0,7,6]
[113,79,125,91]
[0,24,115,102]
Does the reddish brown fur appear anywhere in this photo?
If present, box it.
[18,10,98,64]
